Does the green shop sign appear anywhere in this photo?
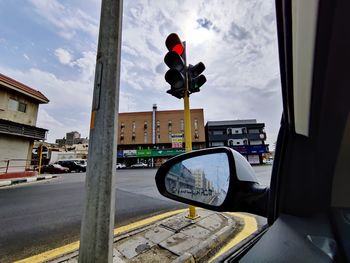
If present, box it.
[135,148,185,157]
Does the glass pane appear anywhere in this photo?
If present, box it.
[165,153,230,206]
[8,98,18,111]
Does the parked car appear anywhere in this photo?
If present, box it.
[57,159,87,173]
[130,163,148,168]
[39,164,69,174]
[116,163,126,169]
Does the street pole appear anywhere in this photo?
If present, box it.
[183,42,198,220]
[38,143,43,175]
[79,0,123,262]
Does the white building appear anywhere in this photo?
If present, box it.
[0,73,49,176]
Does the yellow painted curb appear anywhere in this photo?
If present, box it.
[208,212,258,262]
[15,209,187,263]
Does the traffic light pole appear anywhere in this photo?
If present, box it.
[79,0,123,262]
[184,80,199,220]
[183,42,198,220]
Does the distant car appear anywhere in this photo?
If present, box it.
[130,163,148,168]
[265,159,274,165]
[40,164,69,174]
[57,159,87,172]
[116,163,126,169]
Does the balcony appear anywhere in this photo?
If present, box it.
[0,119,47,140]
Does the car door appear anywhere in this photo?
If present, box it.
[225,0,350,262]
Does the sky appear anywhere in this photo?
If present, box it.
[0,0,282,146]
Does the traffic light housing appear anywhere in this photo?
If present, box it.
[164,33,206,98]
[188,62,206,94]
[164,33,186,99]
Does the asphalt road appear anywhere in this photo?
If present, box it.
[0,165,272,262]
[0,169,183,262]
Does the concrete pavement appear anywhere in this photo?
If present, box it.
[17,209,259,263]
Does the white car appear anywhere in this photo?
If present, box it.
[130,163,148,168]
[116,163,126,169]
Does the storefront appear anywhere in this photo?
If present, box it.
[117,148,186,167]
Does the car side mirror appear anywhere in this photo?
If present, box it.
[155,147,269,216]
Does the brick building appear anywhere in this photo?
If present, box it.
[117,105,205,167]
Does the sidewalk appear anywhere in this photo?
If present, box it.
[0,175,58,188]
[34,209,257,263]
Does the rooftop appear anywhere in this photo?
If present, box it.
[0,73,49,103]
[206,119,259,126]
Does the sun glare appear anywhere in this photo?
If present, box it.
[183,19,214,46]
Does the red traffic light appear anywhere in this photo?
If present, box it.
[165,33,184,56]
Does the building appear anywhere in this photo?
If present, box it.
[205,119,269,164]
[0,73,49,177]
[55,131,89,146]
[117,105,205,167]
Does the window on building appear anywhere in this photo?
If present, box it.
[194,119,198,130]
[144,121,147,130]
[132,121,136,132]
[156,120,160,132]
[144,132,148,143]
[211,141,224,147]
[194,131,199,140]
[168,120,172,131]
[227,128,232,135]
[168,132,172,141]
[250,140,262,145]
[213,130,224,135]
[248,129,260,134]
[8,98,27,113]
[180,119,184,131]
[132,134,136,143]
[157,133,160,142]
[120,123,125,132]
[18,102,27,112]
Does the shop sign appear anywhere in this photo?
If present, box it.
[123,149,137,157]
[171,133,183,148]
[136,149,152,157]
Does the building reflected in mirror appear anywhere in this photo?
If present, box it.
[165,153,229,206]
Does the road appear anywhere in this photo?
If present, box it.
[0,165,272,262]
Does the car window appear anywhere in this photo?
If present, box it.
[0,1,281,262]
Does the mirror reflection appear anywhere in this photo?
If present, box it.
[165,153,230,206]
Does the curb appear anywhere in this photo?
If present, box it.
[172,213,243,263]
[0,175,58,188]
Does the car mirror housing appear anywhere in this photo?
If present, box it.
[155,147,269,216]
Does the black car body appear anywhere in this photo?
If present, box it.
[57,160,86,173]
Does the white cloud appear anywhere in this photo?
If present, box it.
[0,66,93,142]
[23,53,30,61]
[0,0,282,147]
[54,48,73,65]
[29,0,99,40]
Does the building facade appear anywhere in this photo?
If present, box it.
[55,131,89,146]
[205,119,269,164]
[0,73,49,177]
[117,105,205,167]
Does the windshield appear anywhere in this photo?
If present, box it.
[0,1,280,262]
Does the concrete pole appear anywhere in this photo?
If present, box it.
[78,0,123,262]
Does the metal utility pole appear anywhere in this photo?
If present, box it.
[79,0,123,262]
[183,72,198,219]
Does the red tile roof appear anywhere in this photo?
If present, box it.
[0,73,49,103]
